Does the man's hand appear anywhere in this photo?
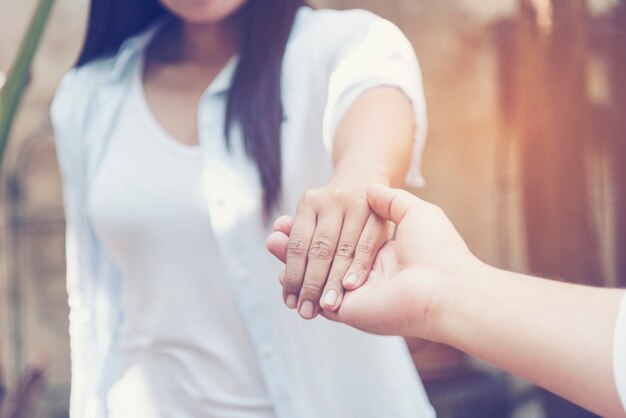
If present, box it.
[267,184,477,338]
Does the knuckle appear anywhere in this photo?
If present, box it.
[282,271,303,289]
[357,238,377,256]
[348,199,370,219]
[336,188,366,207]
[335,241,356,260]
[308,238,334,260]
[287,238,308,256]
[353,194,368,207]
[352,260,369,273]
[300,282,324,297]
[301,189,322,206]
[324,272,344,288]
[331,187,348,200]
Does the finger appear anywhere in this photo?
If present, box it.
[342,213,390,290]
[273,215,293,235]
[266,231,289,264]
[297,209,343,320]
[319,308,340,323]
[367,184,419,225]
[320,205,370,312]
[279,270,286,286]
[283,204,316,309]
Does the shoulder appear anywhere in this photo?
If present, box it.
[53,53,117,98]
[50,54,119,173]
[51,56,115,128]
[289,7,409,62]
[291,7,403,47]
[52,20,161,131]
[291,6,391,40]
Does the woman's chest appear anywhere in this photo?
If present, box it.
[87,99,211,267]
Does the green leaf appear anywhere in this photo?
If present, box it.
[0,0,56,169]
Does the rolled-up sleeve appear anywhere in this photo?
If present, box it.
[322,14,427,187]
[615,293,626,413]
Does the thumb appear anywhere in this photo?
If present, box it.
[367,184,418,225]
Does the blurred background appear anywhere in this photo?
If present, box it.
[1,0,625,417]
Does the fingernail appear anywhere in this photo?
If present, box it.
[345,273,358,287]
[299,300,315,319]
[323,290,338,307]
[286,294,298,309]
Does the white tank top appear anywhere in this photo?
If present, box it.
[87,58,274,418]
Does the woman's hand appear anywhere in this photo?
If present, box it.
[276,183,393,320]
[268,184,477,338]
[274,86,416,321]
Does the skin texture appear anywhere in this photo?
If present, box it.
[144,1,243,146]
[267,184,626,418]
[281,87,415,320]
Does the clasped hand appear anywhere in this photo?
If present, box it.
[267,183,474,337]
[269,183,393,320]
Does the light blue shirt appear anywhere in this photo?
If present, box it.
[51,6,433,418]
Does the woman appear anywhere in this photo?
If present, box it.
[268,184,626,417]
[51,1,433,417]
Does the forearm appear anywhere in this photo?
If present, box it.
[331,87,415,188]
[432,262,625,417]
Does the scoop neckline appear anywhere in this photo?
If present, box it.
[132,55,202,157]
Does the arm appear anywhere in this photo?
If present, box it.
[377,184,626,417]
[437,263,625,418]
[276,12,426,320]
[268,184,626,417]
[330,86,414,189]
[281,87,415,319]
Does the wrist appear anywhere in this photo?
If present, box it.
[329,162,392,191]
[420,255,490,345]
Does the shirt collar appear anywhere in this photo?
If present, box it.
[205,55,238,96]
[108,17,168,81]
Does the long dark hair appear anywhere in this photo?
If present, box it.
[76,0,304,215]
